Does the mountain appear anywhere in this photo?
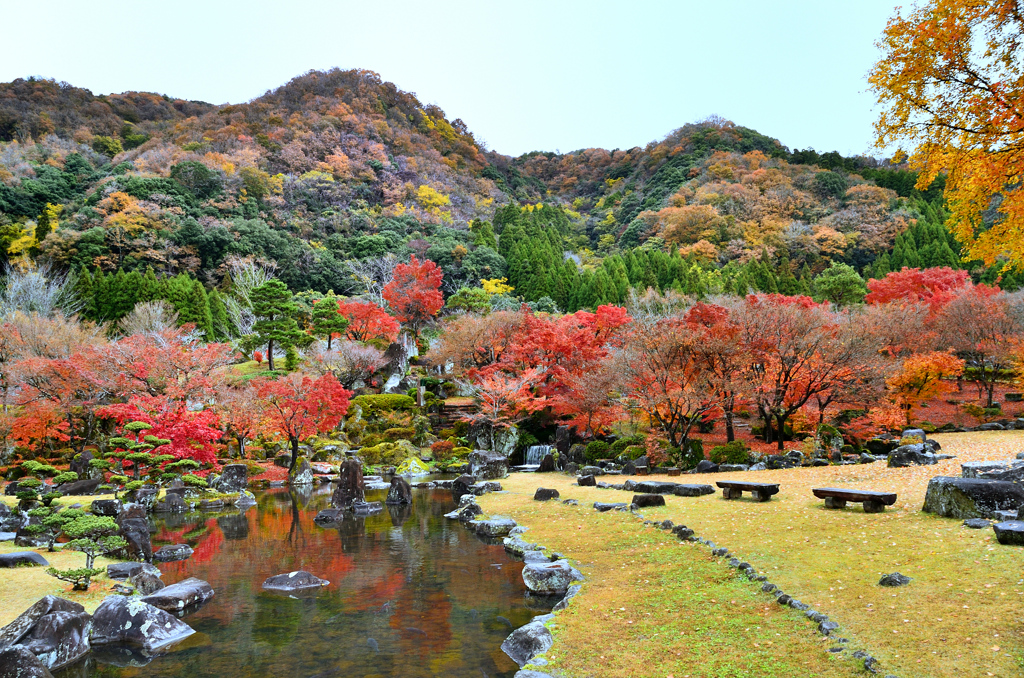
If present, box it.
[0,67,1009,322]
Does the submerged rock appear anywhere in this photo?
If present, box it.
[153,544,194,562]
[262,570,330,593]
[288,457,314,486]
[385,476,412,505]
[89,596,194,653]
[212,464,248,493]
[330,459,364,508]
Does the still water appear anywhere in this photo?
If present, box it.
[60,482,544,678]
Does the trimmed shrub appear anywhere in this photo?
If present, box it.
[351,394,416,413]
[708,440,750,465]
[585,441,610,462]
[610,435,644,456]
[384,427,416,442]
[624,445,646,460]
[359,442,409,467]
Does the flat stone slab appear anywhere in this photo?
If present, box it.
[961,460,1024,478]
[0,552,49,568]
[0,532,15,542]
[922,476,1024,519]
[993,521,1024,546]
[631,494,666,508]
[140,577,214,612]
[468,516,517,537]
[963,518,993,529]
[593,502,627,512]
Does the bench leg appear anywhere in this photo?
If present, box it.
[863,500,885,513]
[751,490,772,502]
[824,497,847,509]
[722,488,742,500]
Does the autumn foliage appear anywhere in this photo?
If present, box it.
[382,255,444,334]
[336,301,401,343]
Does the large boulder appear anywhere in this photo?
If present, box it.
[89,596,194,652]
[288,457,314,486]
[694,460,719,474]
[385,476,412,505]
[330,459,364,508]
[888,444,938,468]
[522,559,584,596]
[0,552,48,568]
[116,507,152,564]
[469,449,508,480]
[56,478,101,496]
[0,504,22,533]
[212,464,248,493]
[554,426,571,457]
[90,499,121,517]
[501,620,553,668]
[68,451,94,480]
[467,516,517,538]
[0,596,85,652]
[140,577,214,613]
[13,610,91,670]
[0,646,54,678]
[262,570,330,593]
[153,493,187,514]
[536,454,556,473]
[533,488,560,501]
[107,562,161,581]
[865,438,897,456]
[922,476,1024,519]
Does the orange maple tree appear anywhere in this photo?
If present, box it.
[382,255,444,335]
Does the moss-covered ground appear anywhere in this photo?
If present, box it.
[478,431,1024,678]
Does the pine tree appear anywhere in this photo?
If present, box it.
[311,292,349,349]
[72,267,95,321]
[208,289,230,341]
[777,257,799,295]
[92,269,109,321]
[138,268,160,303]
[250,280,307,371]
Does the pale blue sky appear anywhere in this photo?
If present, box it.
[3,0,900,158]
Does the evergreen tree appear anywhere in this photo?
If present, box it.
[209,289,230,341]
[138,267,160,303]
[311,291,349,349]
[776,256,799,295]
[249,280,307,371]
[72,267,95,321]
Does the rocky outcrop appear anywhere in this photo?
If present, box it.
[107,562,160,581]
[501,620,553,668]
[0,646,54,678]
[887,443,938,468]
[55,478,102,496]
[469,449,508,480]
[212,464,248,493]
[262,571,330,593]
[522,560,583,596]
[89,596,194,653]
[385,476,412,505]
[0,552,48,568]
[140,577,214,613]
[330,459,364,508]
[288,457,314,486]
[922,476,1024,519]
[89,499,121,517]
[0,596,91,671]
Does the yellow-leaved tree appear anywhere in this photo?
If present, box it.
[869,0,1024,267]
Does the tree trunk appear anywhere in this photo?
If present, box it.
[724,394,735,443]
[775,414,786,451]
[288,437,299,474]
[987,381,995,408]
[267,340,275,371]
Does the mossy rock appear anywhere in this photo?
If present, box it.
[396,457,430,476]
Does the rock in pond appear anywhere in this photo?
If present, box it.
[385,476,412,505]
[922,476,1024,519]
[89,596,194,653]
[140,577,214,612]
[878,572,911,587]
[501,620,553,668]
[0,646,54,677]
[107,562,161,581]
[469,449,509,480]
[331,459,365,508]
[993,521,1024,545]
[452,474,476,503]
[522,559,583,596]
[313,508,345,525]
[262,570,330,593]
[212,464,248,493]
[0,552,48,568]
[352,501,384,515]
[533,488,559,501]
[288,456,314,486]
[468,516,518,538]
[153,544,193,562]
[153,493,187,514]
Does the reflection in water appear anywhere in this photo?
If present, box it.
[57,484,539,678]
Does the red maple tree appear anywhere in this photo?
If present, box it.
[865,266,973,313]
[336,301,400,343]
[382,255,444,335]
[252,373,351,472]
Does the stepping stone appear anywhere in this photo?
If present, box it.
[263,570,330,593]
[593,502,627,512]
[631,494,666,508]
[993,521,1024,545]
[878,572,911,587]
[0,552,49,567]
[963,518,993,529]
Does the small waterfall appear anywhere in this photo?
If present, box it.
[525,444,553,465]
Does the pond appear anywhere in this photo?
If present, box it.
[56,482,544,678]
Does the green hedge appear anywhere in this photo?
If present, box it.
[351,394,416,413]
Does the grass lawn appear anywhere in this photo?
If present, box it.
[479,431,1024,678]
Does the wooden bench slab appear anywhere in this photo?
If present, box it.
[813,487,897,513]
[716,481,780,502]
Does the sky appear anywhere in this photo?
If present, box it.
[2,0,901,158]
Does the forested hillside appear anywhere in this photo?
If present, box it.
[0,68,1015,327]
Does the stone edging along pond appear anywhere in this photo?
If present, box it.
[458,479,902,678]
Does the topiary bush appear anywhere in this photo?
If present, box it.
[708,440,751,465]
[624,445,646,460]
[610,435,644,456]
[585,441,610,462]
[351,394,416,414]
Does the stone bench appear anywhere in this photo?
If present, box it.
[812,487,897,513]
[716,481,780,502]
